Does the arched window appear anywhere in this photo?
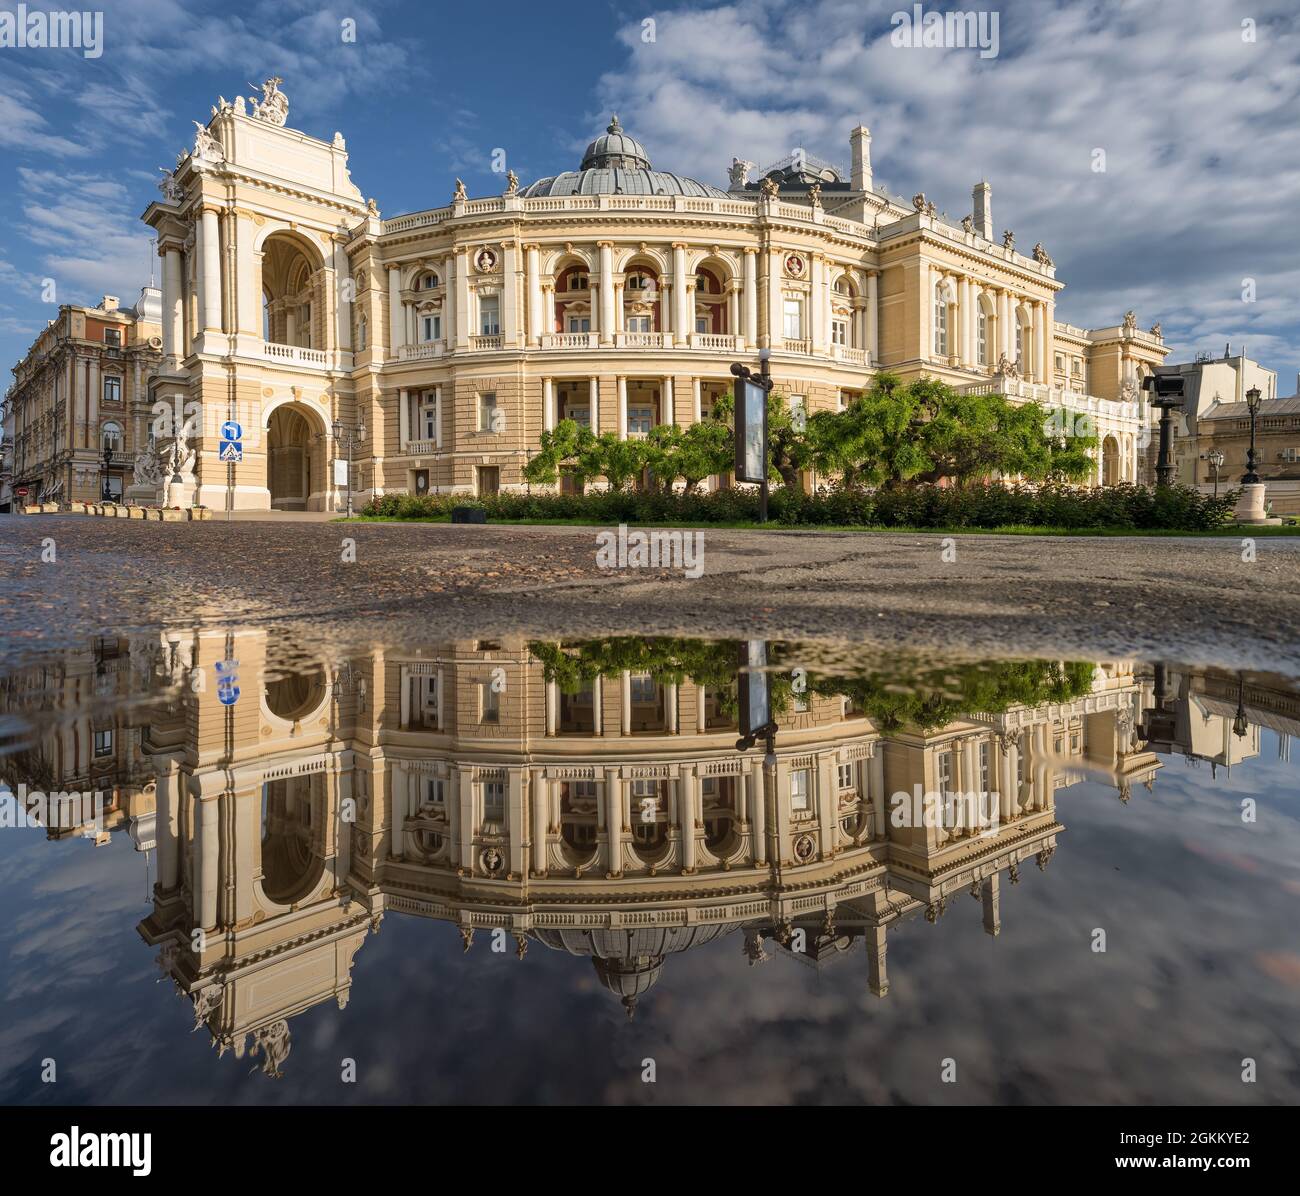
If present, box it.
[933,282,948,356]
[977,309,988,365]
[357,313,368,351]
[627,270,654,291]
[101,422,123,452]
[416,271,440,290]
[1015,317,1024,367]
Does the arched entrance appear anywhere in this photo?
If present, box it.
[265,402,328,510]
[1102,435,1120,486]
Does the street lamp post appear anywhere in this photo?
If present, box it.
[101,444,113,501]
[1206,447,1224,499]
[1142,373,1185,488]
[1242,386,1262,484]
[332,417,366,518]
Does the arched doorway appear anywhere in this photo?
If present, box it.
[1102,435,1120,486]
[267,406,316,510]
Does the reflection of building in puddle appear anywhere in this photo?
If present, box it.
[3,635,1291,1073]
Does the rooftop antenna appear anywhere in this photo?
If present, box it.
[148,238,156,288]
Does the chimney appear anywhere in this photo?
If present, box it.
[972,182,992,239]
[850,124,872,191]
[99,295,120,312]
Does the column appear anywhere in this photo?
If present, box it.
[665,684,678,733]
[662,376,674,426]
[810,253,826,354]
[542,377,554,432]
[726,285,738,344]
[390,765,408,858]
[866,269,879,363]
[154,760,180,891]
[681,773,698,872]
[692,377,702,423]
[455,249,470,349]
[957,276,971,366]
[1036,300,1049,384]
[919,262,933,362]
[598,241,615,345]
[589,377,599,432]
[606,776,623,876]
[388,266,405,354]
[672,242,689,346]
[751,758,767,864]
[767,249,783,348]
[545,681,559,735]
[869,751,886,839]
[444,254,456,347]
[614,281,625,334]
[525,243,541,346]
[161,246,183,363]
[982,872,1001,936]
[196,792,220,931]
[434,384,443,449]
[502,241,519,346]
[531,771,548,875]
[620,671,632,734]
[867,924,889,997]
[333,240,352,352]
[199,207,222,332]
[398,387,409,449]
[617,375,627,439]
[742,248,758,348]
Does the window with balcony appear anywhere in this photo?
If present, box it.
[832,318,847,346]
[627,272,653,291]
[479,295,500,336]
[102,375,122,404]
[695,315,710,334]
[483,780,505,822]
[418,393,438,440]
[782,298,803,339]
[978,311,988,365]
[101,422,123,452]
[406,674,439,729]
[934,283,949,355]
[94,728,113,757]
[1015,320,1024,365]
[419,314,441,342]
[838,762,857,791]
[478,391,499,433]
[565,272,589,291]
[938,750,954,798]
[417,272,440,290]
[625,315,652,333]
[566,315,591,333]
[630,673,657,704]
[790,768,811,812]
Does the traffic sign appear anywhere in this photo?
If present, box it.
[220,420,242,441]
[218,440,243,463]
[215,660,240,706]
[15,486,28,497]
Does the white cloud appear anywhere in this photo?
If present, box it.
[598,0,1300,384]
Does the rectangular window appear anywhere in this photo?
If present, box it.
[103,328,121,347]
[626,315,652,333]
[783,298,802,339]
[979,740,990,793]
[565,405,590,428]
[420,314,442,342]
[93,729,113,757]
[102,376,122,403]
[630,673,657,704]
[481,682,500,724]
[408,674,438,728]
[479,295,500,336]
[627,405,653,436]
[938,750,954,797]
[838,762,855,791]
[478,392,498,433]
[426,778,445,807]
[419,393,438,440]
[567,272,589,291]
[934,295,948,355]
[476,465,499,495]
[790,768,811,812]
[483,781,505,821]
[832,318,847,346]
[977,312,988,364]
[1055,353,1065,372]
[1015,322,1023,364]
[566,315,591,333]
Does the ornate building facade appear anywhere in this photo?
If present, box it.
[135,80,1170,512]
[1,291,162,509]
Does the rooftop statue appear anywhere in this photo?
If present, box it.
[247,76,288,126]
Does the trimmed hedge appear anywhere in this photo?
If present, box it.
[359,482,1239,532]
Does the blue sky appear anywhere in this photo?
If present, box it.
[2,0,1298,389]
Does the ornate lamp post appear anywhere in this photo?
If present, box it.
[1206,447,1225,499]
[332,418,366,518]
[1142,373,1185,488]
[1242,386,1262,484]
[101,443,114,501]
[1232,673,1249,740]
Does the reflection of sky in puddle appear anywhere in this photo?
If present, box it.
[0,639,1297,1105]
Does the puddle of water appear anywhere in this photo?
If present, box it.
[0,633,1296,1105]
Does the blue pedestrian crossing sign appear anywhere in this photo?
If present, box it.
[218,440,243,463]
[220,420,242,441]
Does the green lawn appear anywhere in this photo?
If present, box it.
[339,514,1300,537]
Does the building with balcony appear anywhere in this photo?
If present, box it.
[138,80,1169,512]
[2,291,162,507]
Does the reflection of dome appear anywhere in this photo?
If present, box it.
[521,115,728,200]
[534,923,741,1018]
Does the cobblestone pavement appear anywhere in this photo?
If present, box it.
[2,515,1298,671]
